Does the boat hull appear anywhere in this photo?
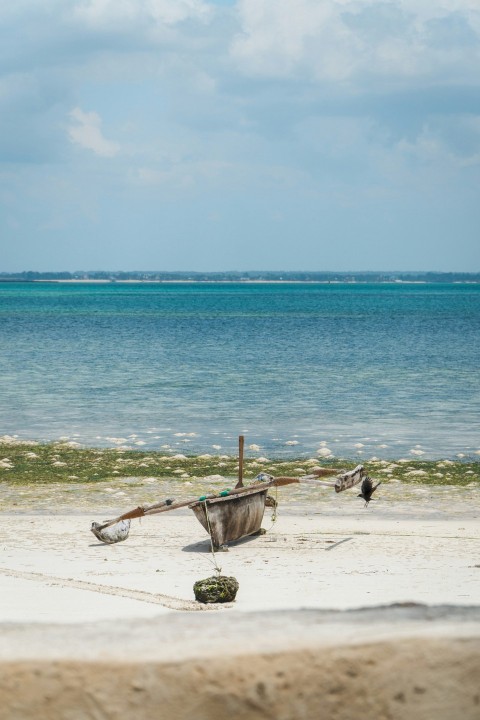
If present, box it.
[189,487,268,548]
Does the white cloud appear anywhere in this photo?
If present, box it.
[147,0,211,25]
[68,107,120,157]
[73,0,212,29]
[231,0,480,82]
[231,0,349,80]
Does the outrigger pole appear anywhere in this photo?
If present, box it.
[90,465,366,544]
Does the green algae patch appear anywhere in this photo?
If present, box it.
[0,441,478,487]
[366,458,480,487]
[193,575,239,603]
[0,442,342,486]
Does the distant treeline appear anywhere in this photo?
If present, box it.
[1,270,479,283]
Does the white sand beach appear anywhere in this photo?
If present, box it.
[1,508,479,621]
[1,487,480,719]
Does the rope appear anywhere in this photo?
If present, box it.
[263,483,279,534]
[271,483,278,523]
[203,500,222,575]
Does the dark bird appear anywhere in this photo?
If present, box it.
[358,476,381,507]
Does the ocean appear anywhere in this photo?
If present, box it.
[0,281,479,460]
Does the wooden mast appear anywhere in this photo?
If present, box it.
[236,434,245,488]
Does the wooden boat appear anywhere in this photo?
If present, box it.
[187,437,368,548]
[90,435,366,546]
[189,484,269,549]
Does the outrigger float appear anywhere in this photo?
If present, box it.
[91,436,368,547]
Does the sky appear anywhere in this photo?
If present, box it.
[0,0,479,272]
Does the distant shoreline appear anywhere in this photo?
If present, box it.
[0,279,429,285]
[1,278,479,285]
[1,270,479,285]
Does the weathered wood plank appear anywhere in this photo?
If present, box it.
[190,487,268,548]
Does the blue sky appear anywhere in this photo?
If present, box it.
[1,0,479,272]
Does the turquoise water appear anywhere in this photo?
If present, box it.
[0,281,479,459]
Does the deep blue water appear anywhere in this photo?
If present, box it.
[0,281,479,459]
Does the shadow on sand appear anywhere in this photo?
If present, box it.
[182,533,263,553]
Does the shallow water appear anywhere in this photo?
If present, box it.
[1,281,479,459]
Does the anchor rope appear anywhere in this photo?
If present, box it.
[252,471,279,534]
[203,500,222,575]
[265,482,279,533]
